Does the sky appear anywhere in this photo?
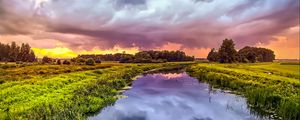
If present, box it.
[0,0,299,59]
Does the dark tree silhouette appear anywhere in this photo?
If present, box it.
[57,59,62,65]
[218,39,237,63]
[206,39,275,63]
[207,48,218,62]
[9,42,20,62]
[237,46,275,62]
[237,46,257,63]
[76,50,194,63]
[42,56,53,63]
[63,60,71,65]
[0,42,36,62]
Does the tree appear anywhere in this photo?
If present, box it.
[57,59,62,65]
[18,43,32,62]
[237,46,256,63]
[63,60,71,65]
[0,42,36,62]
[28,50,36,62]
[76,50,194,63]
[95,58,101,63]
[237,46,275,63]
[134,51,152,63]
[42,56,52,64]
[218,39,237,63]
[0,43,8,61]
[76,58,86,64]
[135,51,152,60]
[207,48,219,62]
[255,48,275,62]
[9,42,20,62]
[119,54,134,63]
[17,43,25,61]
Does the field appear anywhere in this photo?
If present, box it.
[0,62,193,119]
[0,62,121,83]
[0,62,299,120]
[187,62,300,120]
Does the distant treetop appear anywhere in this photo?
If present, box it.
[207,39,275,63]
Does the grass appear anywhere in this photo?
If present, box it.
[0,62,121,83]
[0,62,191,119]
[1,61,298,119]
[187,62,300,120]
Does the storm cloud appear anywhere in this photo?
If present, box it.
[0,0,299,51]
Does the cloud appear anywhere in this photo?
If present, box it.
[0,0,47,35]
[115,0,147,7]
[0,0,299,57]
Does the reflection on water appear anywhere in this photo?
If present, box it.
[89,72,262,120]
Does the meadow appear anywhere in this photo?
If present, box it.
[187,62,300,120]
[0,62,192,119]
[0,62,299,120]
[0,62,121,84]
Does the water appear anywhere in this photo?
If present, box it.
[89,72,262,120]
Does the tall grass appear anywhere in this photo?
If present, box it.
[0,62,193,119]
[187,63,300,120]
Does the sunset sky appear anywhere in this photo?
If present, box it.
[0,0,299,59]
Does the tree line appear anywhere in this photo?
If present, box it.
[0,42,36,62]
[77,53,130,61]
[207,39,275,63]
[77,50,194,63]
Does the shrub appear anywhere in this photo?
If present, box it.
[85,58,95,66]
[95,58,101,63]
[63,60,71,65]
[70,58,76,62]
[42,56,52,64]
[57,59,62,65]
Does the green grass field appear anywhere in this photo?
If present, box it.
[187,62,300,120]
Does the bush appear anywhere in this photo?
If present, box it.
[42,56,52,64]
[57,59,62,65]
[85,58,95,66]
[63,60,71,65]
[95,58,101,63]
[119,56,134,63]
[76,58,86,63]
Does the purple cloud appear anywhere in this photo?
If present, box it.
[0,0,299,50]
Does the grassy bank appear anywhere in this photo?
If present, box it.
[0,63,155,119]
[187,62,300,120]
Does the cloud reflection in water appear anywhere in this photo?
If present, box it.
[89,73,259,120]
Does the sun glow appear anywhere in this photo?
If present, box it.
[32,46,140,58]
[32,47,77,58]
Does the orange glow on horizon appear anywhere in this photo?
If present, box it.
[32,46,140,58]
[256,26,300,59]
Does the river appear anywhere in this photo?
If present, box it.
[89,72,265,120]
